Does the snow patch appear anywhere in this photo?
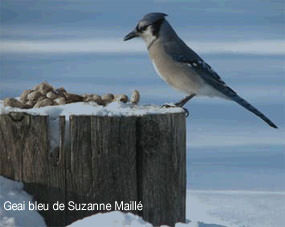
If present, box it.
[0,100,183,118]
[0,176,46,227]
[68,211,152,227]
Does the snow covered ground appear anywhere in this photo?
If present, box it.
[68,190,285,227]
[1,174,285,227]
[185,190,285,227]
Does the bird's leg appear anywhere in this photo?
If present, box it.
[161,94,196,117]
[175,94,196,107]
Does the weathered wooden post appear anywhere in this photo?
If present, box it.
[0,110,186,226]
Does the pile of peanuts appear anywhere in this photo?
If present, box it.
[3,82,140,109]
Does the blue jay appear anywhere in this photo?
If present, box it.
[124,12,277,128]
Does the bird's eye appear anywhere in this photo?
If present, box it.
[137,24,148,32]
[141,25,148,31]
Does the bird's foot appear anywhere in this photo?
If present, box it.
[161,103,176,108]
[161,103,189,117]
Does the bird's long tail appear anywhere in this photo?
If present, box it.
[229,93,278,128]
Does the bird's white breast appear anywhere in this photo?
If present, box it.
[148,42,227,98]
[150,52,203,95]
[151,60,165,81]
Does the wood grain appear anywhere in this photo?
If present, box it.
[0,112,186,226]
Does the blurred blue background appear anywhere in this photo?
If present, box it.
[0,0,284,191]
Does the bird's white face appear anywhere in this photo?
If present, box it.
[124,18,164,49]
[139,25,157,47]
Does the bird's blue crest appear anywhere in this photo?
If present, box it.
[140,12,168,26]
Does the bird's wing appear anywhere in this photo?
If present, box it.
[163,40,278,128]
[163,39,237,96]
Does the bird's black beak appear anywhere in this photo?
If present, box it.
[123,29,138,41]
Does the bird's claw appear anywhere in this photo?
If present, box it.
[182,107,189,117]
[161,104,190,117]
[161,103,175,108]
